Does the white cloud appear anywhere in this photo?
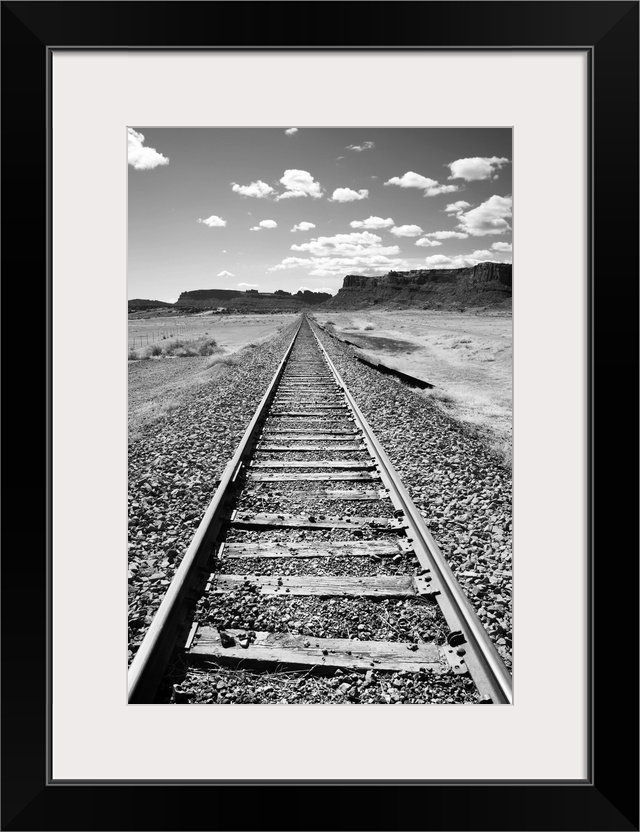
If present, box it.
[231,180,274,198]
[217,270,235,277]
[423,250,507,269]
[456,195,512,236]
[448,156,510,181]
[421,230,469,240]
[330,188,369,202]
[285,127,299,135]
[415,238,443,247]
[444,201,472,214]
[390,224,423,237]
[350,216,394,230]
[127,128,169,170]
[277,169,322,200]
[291,221,316,232]
[298,286,311,291]
[269,231,406,277]
[491,241,512,252]
[250,219,277,230]
[238,282,260,289]
[291,231,398,258]
[319,287,336,294]
[346,141,375,152]
[384,171,459,197]
[269,254,408,278]
[197,215,227,227]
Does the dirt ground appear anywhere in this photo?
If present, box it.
[128,313,298,352]
[313,310,512,463]
[128,314,297,439]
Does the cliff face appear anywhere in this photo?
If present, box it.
[323,262,512,309]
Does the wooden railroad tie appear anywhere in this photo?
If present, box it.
[187,629,465,675]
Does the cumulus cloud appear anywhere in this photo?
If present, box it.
[268,231,406,277]
[448,156,510,181]
[456,195,512,236]
[217,270,235,277]
[423,250,506,269]
[127,128,169,170]
[277,169,323,200]
[269,254,407,278]
[330,188,369,202]
[421,230,469,240]
[491,241,512,252]
[346,141,375,152]
[444,201,472,214]
[350,216,394,230]
[231,180,275,198]
[197,215,227,227]
[250,219,277,230]
[291,231,397,258]
[238,282,260,289]
[390,224,423,237]
[384,171,459,197]
[414,238,442,247]
[285,127,299,135]
[291,221,316,232]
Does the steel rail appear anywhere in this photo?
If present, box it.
[310,317,513,704]
[127,316,304,703]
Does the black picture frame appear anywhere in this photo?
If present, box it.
[2,2,638,830]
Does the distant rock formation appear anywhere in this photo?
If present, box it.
[321,262,512,309]
[174,288,332,312]
[128,298,175,312]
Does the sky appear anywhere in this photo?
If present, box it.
[128,128,512,302]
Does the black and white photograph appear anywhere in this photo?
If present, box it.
[127,127,513,705]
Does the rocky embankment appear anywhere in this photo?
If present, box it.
[314,325,513,666]
[128,321,299,661]
[321,262,512,310]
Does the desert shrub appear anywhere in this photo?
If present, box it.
[363,324,375,331]
[158,400,180,418]
[135,336,222,358]
[204,354,240,370]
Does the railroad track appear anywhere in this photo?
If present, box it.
[128,315,512,704]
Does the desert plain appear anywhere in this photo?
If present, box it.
[129,309,512,466]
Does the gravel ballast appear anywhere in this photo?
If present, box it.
[129,313,511,702]
[178,664,480,704]
[128,321,298,661]
[312,323,512,665]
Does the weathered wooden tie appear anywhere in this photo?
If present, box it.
[211,574,418,597]
[188,629,452,674]
[244,488,383,500]
[248,471,381,482]
[251,460,374,469]
[257,444,364,452]
[220,540,406,557]
[229,512,404,531]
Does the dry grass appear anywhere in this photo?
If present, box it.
[128,336,222,361]
[204,354,241,370]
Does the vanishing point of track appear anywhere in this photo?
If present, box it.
[128,315,512,704]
